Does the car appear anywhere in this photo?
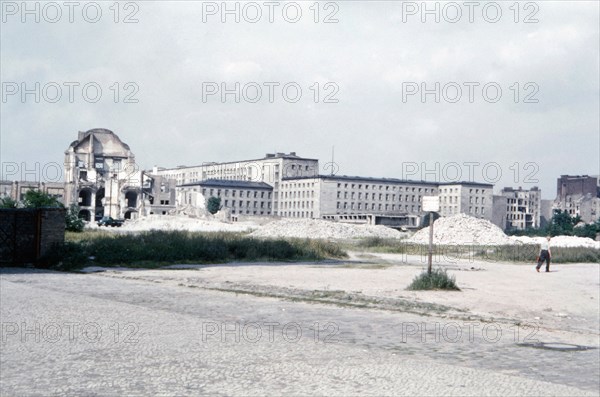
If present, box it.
[97,216,124,227]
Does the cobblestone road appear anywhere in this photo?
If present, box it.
[1,268,598,396]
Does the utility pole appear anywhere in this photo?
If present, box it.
[428,211,434,275]
[422,196,440,275]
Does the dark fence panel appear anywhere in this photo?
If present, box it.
[0,208,65,266]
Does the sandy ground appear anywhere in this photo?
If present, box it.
[83,252,600,347]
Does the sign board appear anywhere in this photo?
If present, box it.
[422,196,440,212]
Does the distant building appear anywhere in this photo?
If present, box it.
[540,199,554,227]
[438,182,494,222]
[62,129,179,220]
[500,186,541,230]
[491,195,508,229]
[178,179,273,216]
[63,128,146,220]
[554,175,600,223]
[154,152,318,216]
[0,180,65,203]
[279,175,439,228]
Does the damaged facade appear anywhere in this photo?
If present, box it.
[63,128,175,221]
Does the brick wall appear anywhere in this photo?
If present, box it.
[0,208,65,265]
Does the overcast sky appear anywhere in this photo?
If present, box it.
[1,1,598,199]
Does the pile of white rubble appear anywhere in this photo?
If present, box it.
[510,235,600,249]
[250,218,405,240]
[118,215,256,233]
[89,213,599,248]
[407,213,513,245]
[407,213,599,248]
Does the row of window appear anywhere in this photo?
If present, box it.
[282,182,316,189]
[336,183,436,193]
[336,202,421,212]
[336,192,426,202]
[281,211,314,218]
[232,210,271,215]
[203,188,272,199]
[280,201,315,209]
[222,200,272,209]
[283,191,315,199]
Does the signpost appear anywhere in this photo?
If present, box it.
[422,196,440,275]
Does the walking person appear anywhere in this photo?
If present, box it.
[536,236,552,273]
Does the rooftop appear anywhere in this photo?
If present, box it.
[178,179,273,190]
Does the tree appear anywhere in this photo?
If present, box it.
[22,190,63,208]
[206,196,221,214]
[0,196,18,208]
[65,204,85,232]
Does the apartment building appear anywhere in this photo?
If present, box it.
[438,182,494,221]
[178,179,273,216]
[500,186,542,230]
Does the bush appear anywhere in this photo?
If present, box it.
[0,196,19,208]
[65,204,85,232]
[206,197,221,214]
[22,190,63,208]
[407,268,460,291]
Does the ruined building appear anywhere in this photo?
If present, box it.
[63,128,146,220]
[554,175,600,223]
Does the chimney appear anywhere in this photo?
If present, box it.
[290,152,296,156]
[78,131,85,141]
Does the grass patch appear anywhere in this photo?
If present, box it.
[352,238,600,264]
[475,245,600,263]
[333,263,393,270]
[407,268,460,291]
[46,230,347,271]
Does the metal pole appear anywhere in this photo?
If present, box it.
[427,212,434,275]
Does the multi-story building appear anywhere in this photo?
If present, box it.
[278,175,440,228]
[178,179,273,216]
[438,182,494,221]
[500,186,541,230]
[0,181,65,203]
[154,152,318,216]
[64,128,175,221]
[554,175,600,223]
[63,128,146,221]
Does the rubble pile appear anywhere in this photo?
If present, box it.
[407,214,513,245]
[510,235,600,249]
[119,215,256,233]
[250,218,405,240]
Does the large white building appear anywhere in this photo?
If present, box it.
[437,182,494,220]
[158,151,497,228]
[155,152,318,216]
[278,175,439,227]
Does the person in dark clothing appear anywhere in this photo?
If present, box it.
[536,236,552,272]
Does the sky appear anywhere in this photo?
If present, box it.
[1,0,599,199]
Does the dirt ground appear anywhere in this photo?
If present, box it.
[85,251,600,346]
